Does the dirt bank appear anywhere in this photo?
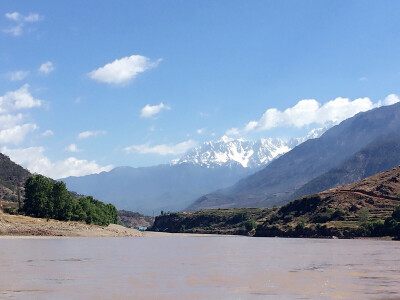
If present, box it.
[0,211,142,237]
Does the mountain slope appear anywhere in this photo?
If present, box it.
[256,164,400,238]
[291,137,400,199]
[0,153,31,202]
[187,102,400,211]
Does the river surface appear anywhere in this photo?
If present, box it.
[0,236,399,299]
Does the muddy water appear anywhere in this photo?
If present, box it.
[0,236,399,299]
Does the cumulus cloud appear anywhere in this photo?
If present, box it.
[1,146,113,179]
[39,61,55,74]
[0,123,37,145]
[226,94,400,135]
[0,84,42,113]
[381,94,400,106]
[140,102,170,118]
[89,54,162,85]
[0,85,42,146]
[78,130,107,139]
[7,71,29,81]
[124,140,197,155]
[3,12,42,36]
[65,143,81,153]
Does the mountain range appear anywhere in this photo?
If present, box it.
[188,103,400,210]
[60,130,326,214]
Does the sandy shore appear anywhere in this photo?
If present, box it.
[0,211,142,238]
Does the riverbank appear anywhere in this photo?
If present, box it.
[0,211,142,237]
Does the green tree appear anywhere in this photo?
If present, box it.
[23,175,53,218]
[358,207,370,226]
[392,205,400,222]
[51,181,70,220]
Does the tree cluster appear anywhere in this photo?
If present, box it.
[23,175,118,226]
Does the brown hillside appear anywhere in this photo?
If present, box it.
[318,165,400,220]
[0,153,31,203]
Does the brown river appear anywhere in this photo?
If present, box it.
[0,236,399,299]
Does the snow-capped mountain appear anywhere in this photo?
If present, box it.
[173,136,291,168]
[173,127,329,168]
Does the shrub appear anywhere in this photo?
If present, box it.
[244,219,256,231]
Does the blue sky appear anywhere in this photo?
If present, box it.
[1,1,400,178]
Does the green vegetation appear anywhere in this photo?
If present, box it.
[150,208,271,235]
[22,175,118,226]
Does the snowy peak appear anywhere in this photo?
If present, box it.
[173,127,329,168]
[174,137,291,168]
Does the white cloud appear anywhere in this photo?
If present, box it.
[1,146,113,179]
[0,123,37,145]
[225,127,240,136]
[124,140,197,155]
[65,143,81,153]
[0,84,42,113]
[382,94,400,106]
[41,129,54,137]
[24,13,40,23]
[5,12,21,21]
[3,24,23,36]
[0,113,24,128]
[0,85,42,146]
[3,12,41,36]
[78,130,107,139]
[140,102,170,118]
[89,54,162,85]
[227,94,399,135]
[7,70,29,81]
[5,12,40,22]
[39,61,55,74]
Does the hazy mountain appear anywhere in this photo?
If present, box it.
[187,102,400,211]
[61,164,254,215]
